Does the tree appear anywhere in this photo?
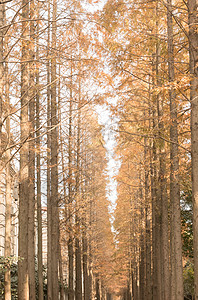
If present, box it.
[18,0,30,297]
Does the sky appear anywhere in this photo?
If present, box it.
[82,0,107,12]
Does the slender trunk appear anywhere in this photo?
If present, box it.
[75,76,82,300]
[50,0,59,296]
[157,87,169,300]
[36,15,43,298]
[82,223,89,300]
[144,131,152,300]
[18,0,30,298]
[88,167,93,300]
[28,0,36,297]
[151,52,161,300]
[5,153,11,300]
[188,0,198,298]
[68,62,74,300]
[4,37,11,300]
[139,233,145,300]
[154,8,163,296]
[59,227,65,300]
[158,127,169,300]
[165,1,184,299]
[47,1,52,298]
[138,171,145,300]
[170,89,183,300]
[167,0,183,299]
[95,277,100,300]
[57,58,64,300]
[145,216,151,300]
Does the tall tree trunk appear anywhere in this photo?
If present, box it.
[4,30,11,300]
[68,62,74,300]
[145,216,151,300]
[50,0,59,297]
[144,129,152,300]
[47,1,52,298]
[154,8,165,296]
[59,227,65,300]
[88,177,93,300]
[18,0,30,298]
[139,233,145,300]
[166,0,184,299]
[95,277,100,300]
[151,51,161,300]
[158,119,169,300]
[28,0,36,297]
[57,60,65,300]
[188,0,198,298]
[139,171,145,300]
[36,11,43,298]
[157,84,170,299]
[75,76,82,300]
[5,149,11,300]
[82,221,89,300]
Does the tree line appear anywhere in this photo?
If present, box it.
[1,0,198,299]
[0,0,114,299]
[101,0,198,299]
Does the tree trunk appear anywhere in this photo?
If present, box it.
[82,223,89,300]
[167,0,183,299]
[18,0,30,298]
[36,14,44,298]
[151,51,161,300]
[155,16,163,298]
[4,7,12,300]
[144,132,152,300]
[75,76,82,300]
[5,154,11,300]
[50,0,59,297]
[4,45,11,300]
[28,0,36,297]
[59,227,65,300]
[47,1,52,298]
[68,62,74,300]
[166,1,184,299]
[139,171,145,300]
[157,89,170,300]
[95,277,100,300]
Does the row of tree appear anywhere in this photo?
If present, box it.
[0,0,115,299]
[1,0,198,299]
[100,0,198,299]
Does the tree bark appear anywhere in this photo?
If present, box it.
[28,0,36,297]
[47,1,52,298]
[18,0,30,298]
[36,12,43,298]
[151,51,162,300]
[59,227,65,300]
[4,34,11,300]
[75,76,82,300]
[68,62,74,300]
[166,0,184,298]
[95,277,100,300]
[82,222,89,300]
[50,0,59,297]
